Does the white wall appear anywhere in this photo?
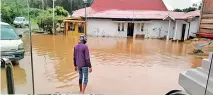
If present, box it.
[173,20,189,40]
[87,19,197,40]
[168,21,175,39]
[88,19,174,38]
[189,18,199,37]
[133,23,144,37]
[134,20,197,40]
[87,19,127,37]
[134,20,174,39]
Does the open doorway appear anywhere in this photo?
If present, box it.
[181,24,186,41]
[127,23,134,37]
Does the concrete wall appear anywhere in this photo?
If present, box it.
[189,18,199,37]
[134,20,175,39]
[133,23,144,37]
[173,20,190,40]
[87,19,127,37]
[87,19,173,38]
[87,18,198,40]
[134,22,151,38]
[148,20,169,38]
[168,21,176,39]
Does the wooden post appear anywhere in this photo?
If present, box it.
[84,22,86,35]
[64,22,67,35]
[66,22,68,35]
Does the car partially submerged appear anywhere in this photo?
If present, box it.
[0,22,25,64]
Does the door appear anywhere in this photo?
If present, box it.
[127,23,134,37]
[181,24,186,41]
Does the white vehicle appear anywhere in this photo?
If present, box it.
[13,17,29,28]
[0,22,25,64]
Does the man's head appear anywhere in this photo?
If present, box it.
[79,34,87,44]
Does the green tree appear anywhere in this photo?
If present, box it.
[173,3,201,12]
[198,3,202,10]
[1,3,20,24]
[28,0,93,14]
[37,11,58,34]
[37,6,68,34]
[182,7,197,12]
[54,6,69,16]
[21,8,43,18]
[173,9,183,12]
[174,7,197,12]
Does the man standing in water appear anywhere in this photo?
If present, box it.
[73,35,92,94]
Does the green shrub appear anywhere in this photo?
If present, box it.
[37,11,60,34]
[1,4,20,24]
[55,6,69,16]
[36,6,68,34]
[47,6,69,16]
[21,8,43,18]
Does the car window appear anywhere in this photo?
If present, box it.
[15,17,24,21]
[0,25,19,40]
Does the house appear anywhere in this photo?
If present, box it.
[71,0,200,41]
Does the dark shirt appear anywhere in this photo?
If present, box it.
[73,42,91,68]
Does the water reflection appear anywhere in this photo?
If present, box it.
[31,35,204,94]
[32,35,78,83]
[1,34,207,94]
[1,66,26,92]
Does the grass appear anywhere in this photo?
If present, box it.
[32,28,40,31]
[23,16,38,25]
[31,27,41,33]
[31,18,38,25]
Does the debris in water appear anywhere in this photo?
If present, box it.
[193,49,204,54]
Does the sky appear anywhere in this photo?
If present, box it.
[163,0,202,10]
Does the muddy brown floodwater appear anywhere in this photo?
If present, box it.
[1,34,206,95]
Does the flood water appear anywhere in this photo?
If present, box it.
[1,34,206,95]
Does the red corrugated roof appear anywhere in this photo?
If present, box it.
[72,0,200,20]
[185,10,200,17]
[72,7,96,17]
[72,9,200,20]
[88,10,170,19]
[91,0,168,11]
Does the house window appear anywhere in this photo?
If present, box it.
[69,22,75,31]
[118,23,124,31]
[122,23,124,31]
[118,23,121,31]
[78,23,84,33]
[141,23,144,31]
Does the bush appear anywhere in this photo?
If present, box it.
[37,11,60,34]
[36,6,68,34]
[29,8,43,17]
[21,8,42,18]
[1,4,20,24]
[55,6,69,16]
[47,6,69,16]
[1,3,42,24]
